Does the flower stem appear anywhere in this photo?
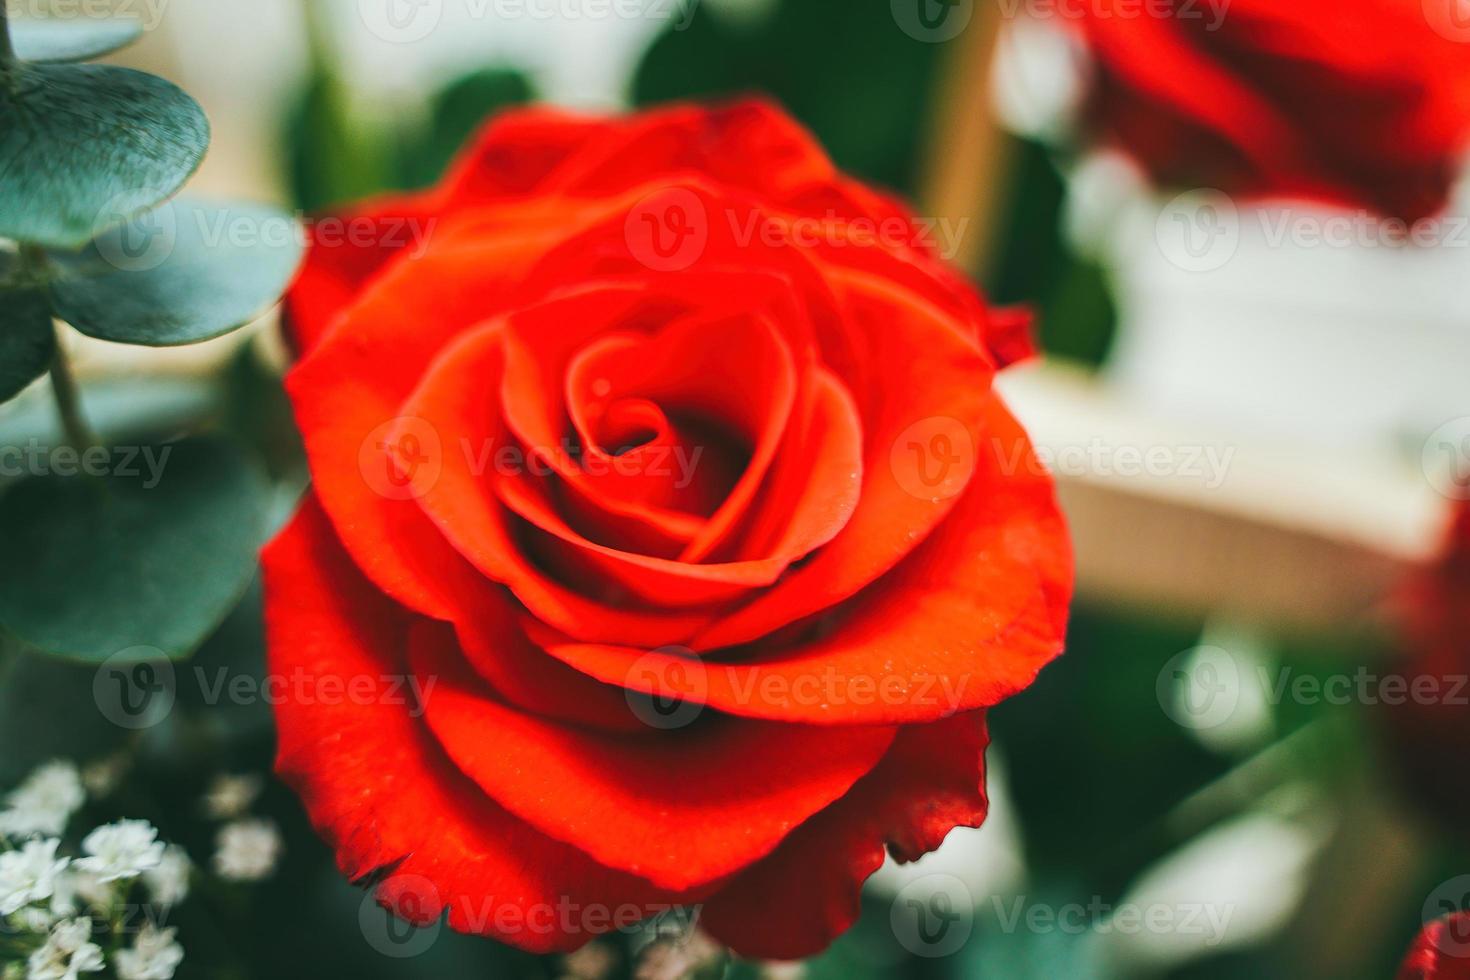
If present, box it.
[18,246,99,452]
[47,336,99,453]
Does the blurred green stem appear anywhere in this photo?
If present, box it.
[20,245,98,452]
[48,335,98,453]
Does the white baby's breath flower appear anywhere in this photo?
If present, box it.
[561,942,617,980]
[634,930,722,980]
[26,917,104,980]
[79,755,129,800]
[112,924,184,980]
[760,964,805,980]
[0,838,68,916]
[201,774,263,821]
[48,867,114,921]
[1,762,85,839]
[74,821,165,883]
[142,846,191,907]
[16,905,56,933]
[212,819,281,882]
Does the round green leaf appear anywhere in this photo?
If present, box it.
[9,17,143,63]
[0,437,268,662]
[0,287,55,403]
[50,197,304,346]
[0,62,209,248]
[0,376,216,469]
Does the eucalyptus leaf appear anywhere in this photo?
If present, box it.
[0,376,216,465]
[0,437,269,662]
[9,17,143,63]
[0,287,55,403]
[0,62,209,248]
[49,197,304,346]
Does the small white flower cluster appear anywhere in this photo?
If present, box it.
[2,763,283,980]
[202,774,281,883]
[0,762,185,980]
[0,763,85,839]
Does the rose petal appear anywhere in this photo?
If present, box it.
[263,498,686,954]
[409,619,896,891]
[701,712,991,960]
[535,395,1071,724]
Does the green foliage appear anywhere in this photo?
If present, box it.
[634,0,942,197]
[0,376,217,472]
[0,437,269,662]
[398,68,536,190]
[0,62,209,248]
[49,197,304,346]
[0,643,123,783]
[283,62,395,214]
[0,286,54,401]
[987,137,1117,366]
[8,16,142,63]
[285,60,537,211]
[0,14,301,682]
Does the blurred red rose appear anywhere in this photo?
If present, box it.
[1382,505,1470,824]
[1398,911,1470,979]
[1071,0,1470,220]
[264,100,1072,958]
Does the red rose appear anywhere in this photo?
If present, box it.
[1398,912,1470,980]
[264,99,1071,958]
[1071,0,1470,220]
